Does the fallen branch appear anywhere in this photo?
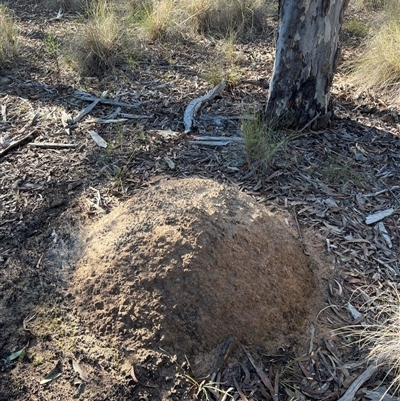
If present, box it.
[29,142,77,149]
[0,130,38,157]
[184,80,226,133]
[337,365,377,401]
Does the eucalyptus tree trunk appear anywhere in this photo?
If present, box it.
[265,0,349,129]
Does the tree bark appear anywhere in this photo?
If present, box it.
[265,0,349,129]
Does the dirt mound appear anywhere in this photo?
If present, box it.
[73,178,316,360]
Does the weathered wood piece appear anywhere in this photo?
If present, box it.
[183,80,226,133]
[365,208,395,225]
[88,130,107,148]
[337,365,377,401]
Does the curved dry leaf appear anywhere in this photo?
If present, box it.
[72,359,89,382]
[6,348,25,363]
[40,362,62,385]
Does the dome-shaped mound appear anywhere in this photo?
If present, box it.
[74,178,316,356]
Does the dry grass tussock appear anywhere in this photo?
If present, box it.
[0,5,19,66]
[350,1,400,102]
[65,0,276,75]
[70,0,136,75]
[337,286,400,394]
[134,0,276,40]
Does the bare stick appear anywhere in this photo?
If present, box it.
[298,112,321,132]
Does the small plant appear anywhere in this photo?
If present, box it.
[44,33,59,55]
[344,17,370,38]
[0,5,19,66]
[32,353,45,367]
[242,115,287,171]
[185,375,234,400]
[321,160,352,184]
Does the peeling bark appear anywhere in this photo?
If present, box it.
[265,0,349,129]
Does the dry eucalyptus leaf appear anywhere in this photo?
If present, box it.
[72,359,89,382]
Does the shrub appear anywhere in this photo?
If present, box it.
[350,1,400,102]
[0,6,19,66]
[71,0,136,75]
[136,0,276,40]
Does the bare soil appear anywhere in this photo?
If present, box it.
[1,1,400,401]
[75,178,316,359]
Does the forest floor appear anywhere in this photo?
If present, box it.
[1,1,400,401]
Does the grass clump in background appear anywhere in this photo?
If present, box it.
[135,0,276,41]
[350,1,400,102]
[71,0,137,75]
[349,0,388,11]
[0,5,19,66]
[201,34,242,87]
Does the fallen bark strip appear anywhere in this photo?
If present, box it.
[29,142,77,149]
[242,346,279,401]
[74,91,140,109]
[0,130,37,157]
[72,91,107,124]
[189,135,244,147]
[72,98,101,124]
[183,80,226,133]
[337,365,377,401]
